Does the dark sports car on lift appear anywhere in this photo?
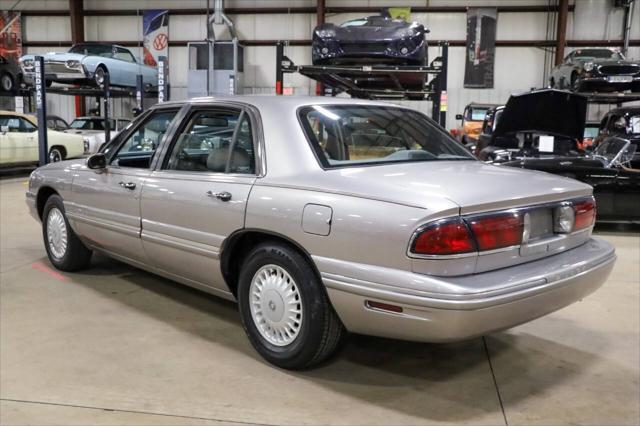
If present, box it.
[476,89,586,162]
[549,48,640,92]
[312,15,428,66]
[502,137,640,224]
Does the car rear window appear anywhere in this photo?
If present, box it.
[299,105,475,168]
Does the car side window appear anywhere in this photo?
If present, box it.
[110,110,178,169]
[165,109,255,174]
[0,116,36,133]
[114,47,136,63]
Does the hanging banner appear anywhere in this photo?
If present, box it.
[464,8,497,88]
[143,10,169,68]
[0,11,22,63]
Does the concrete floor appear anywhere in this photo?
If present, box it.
[1,176,639,426]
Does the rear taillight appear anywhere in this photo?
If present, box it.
[409,198,594,258]
[411,219,475,256]
[573,198,596,231]
[467,213,523,251]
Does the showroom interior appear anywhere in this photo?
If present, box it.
[0,0,639,425]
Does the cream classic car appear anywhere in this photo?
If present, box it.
[26,97,615,369]
[1,111,85,167]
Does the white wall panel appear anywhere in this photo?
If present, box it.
[23,16,70,42]
[85,16,142,41]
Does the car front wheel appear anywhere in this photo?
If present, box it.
[42,194,92,271]
[238,242,345,369]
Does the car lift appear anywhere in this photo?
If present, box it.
[275,41,450,126]
[29,55,168,166]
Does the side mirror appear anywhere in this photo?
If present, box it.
[455,114,463,120]
[86,153,107,169]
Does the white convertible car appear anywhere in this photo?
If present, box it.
[0,111,85,167]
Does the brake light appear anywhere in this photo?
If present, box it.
[411,219,475,256]
[573,198,596,231]
[467,213,523,251]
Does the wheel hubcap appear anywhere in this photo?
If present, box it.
[49,150,61,162]
[249,264,303,346]
[46,207,68,259]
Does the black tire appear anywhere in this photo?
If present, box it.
[42,194,92,271]
[549,77,555,89]
[45,80,52,88]
[48,147,64,163]
[1,73,14,92]
[407,93,425,101]
[237,242,345,370]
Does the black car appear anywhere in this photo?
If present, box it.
[475,89,587,162]
[593,107,640,166]
[312,15,428,66]
[502,137,640,224]
[549,48,640,92]
[0,55,21,93]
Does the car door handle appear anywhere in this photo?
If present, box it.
[206,190,232,201]
[119,181,136,190]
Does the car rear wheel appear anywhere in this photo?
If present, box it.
[42,194,92,271]
[549,77,555,88]
[237,242,345,369]
[570,72,580,91]
[1,73,14,92]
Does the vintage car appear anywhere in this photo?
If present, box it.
[593,107,640,166]
[20,43,157,89]
[47,114,70,132]
[476,89,586,162]
[0,54,21,93]
[453,102,498,147]
[26,96,615,369]
[65,116,132,154]
[312,15,428,66]
[549,48,640,92]
[1,110,85,167]
[502,137,640,224]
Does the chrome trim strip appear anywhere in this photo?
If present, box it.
[66,212,140,238]
[140,230,220,259]
[407,196,595,260]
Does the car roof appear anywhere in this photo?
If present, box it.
[606,106,640,115]
[155,95,404,113]
[467,103,499,109]
[0,110,38,125]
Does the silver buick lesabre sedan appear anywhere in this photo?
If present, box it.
[26,96,616,369]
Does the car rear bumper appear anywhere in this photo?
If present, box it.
[319,237,615,342]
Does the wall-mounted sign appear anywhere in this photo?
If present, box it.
[464,8,497,88]
[143,10,169,67]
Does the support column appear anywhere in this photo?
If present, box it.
[316,0,325,96]
[69,0,86,116]
[554,0,569,66]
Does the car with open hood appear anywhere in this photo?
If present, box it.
[26,96,615,369]
[20,43,157,89]
[476,89,587,163]
[502,137,640,224]
[549,48,640,93]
